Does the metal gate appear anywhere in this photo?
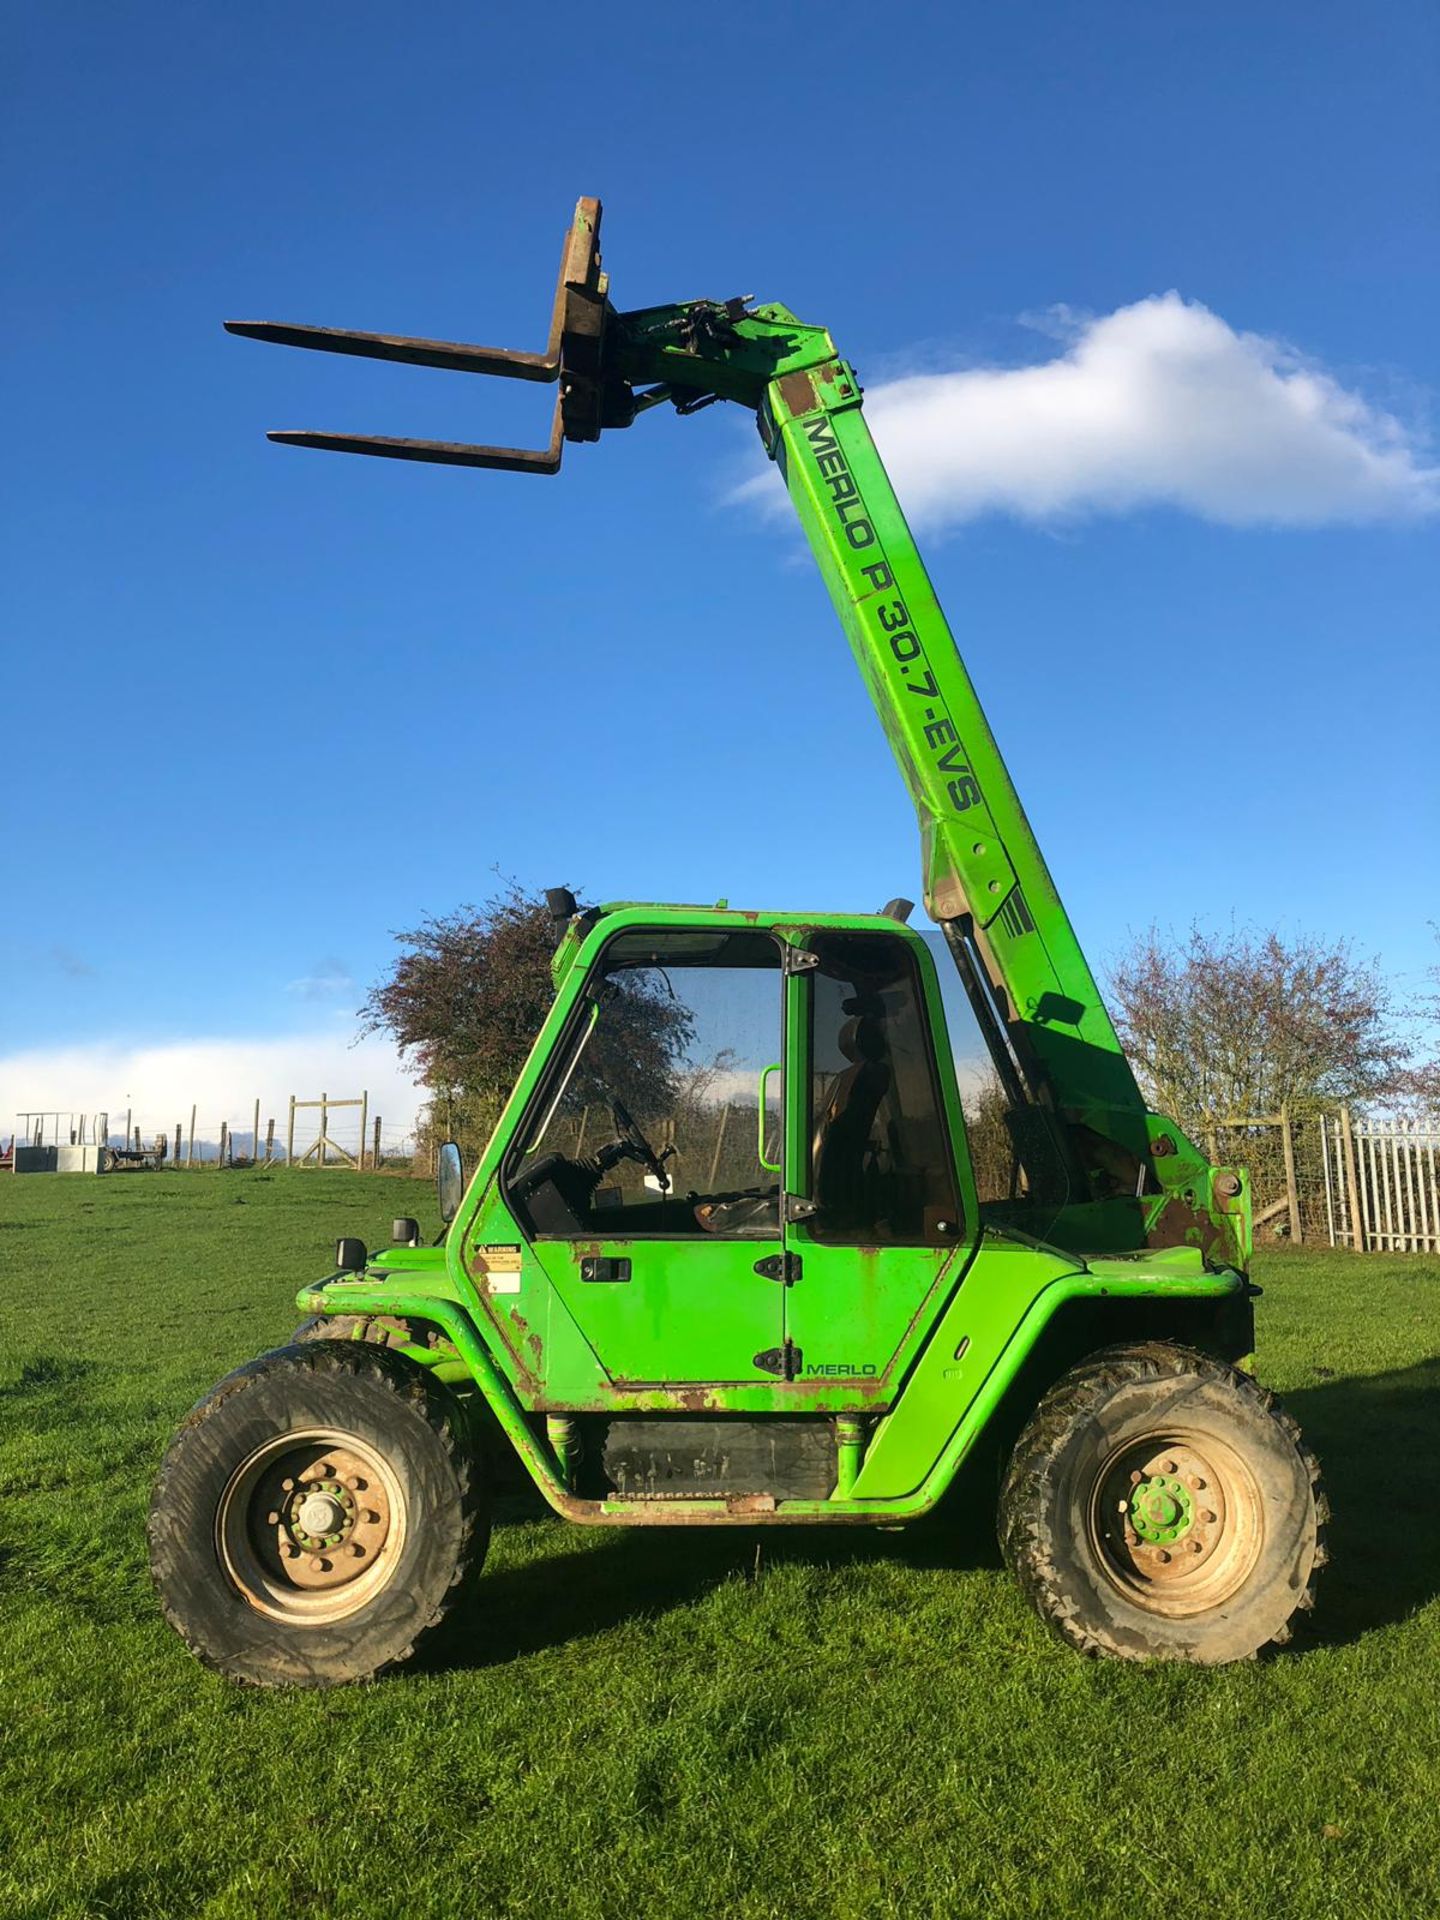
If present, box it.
[1320,1113,1440,1253]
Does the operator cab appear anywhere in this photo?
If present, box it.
[503,912,968,1251]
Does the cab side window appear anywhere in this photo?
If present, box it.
[808,931,961,1246]
[507,928,783,1238]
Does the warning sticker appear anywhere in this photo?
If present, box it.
[473,1242,523,1296]
[475,1244,522,1271]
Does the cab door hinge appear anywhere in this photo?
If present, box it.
[783,945,820,974]
[754,1251,802,1285]
[753,1339,804,1380]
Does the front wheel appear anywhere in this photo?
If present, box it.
[148,1341,489,1686]
[999,1342,1326,1664]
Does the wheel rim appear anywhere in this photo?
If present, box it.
[1086,1430,1265,1618]
[215,1427,407,1625]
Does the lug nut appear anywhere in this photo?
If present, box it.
[282,1543,299,1559]
[1130,1470,1143,1484]
[1191,1541,1204,1555]
[318,1462,335,1477]
[1163,1460,1177,1475]
[1201,1510,1217,1525]
[1190,1475,1207,1490]
[281,1478,295,1491]
[1158,1550,1171,1564]
[349,1543,365,1558]
[266,1510,280,1525]
[362,1509,380,1525]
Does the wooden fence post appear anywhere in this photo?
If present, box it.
[1340,1105,1364,1251]
[319,1093,328,1168]
[287,1096,296,1166]
[187,1104,196,1169]
[265,1117,275,1164]
[358,1090,368,1172]
[1279,1104,1303,1244]
[218,1121,228,1168]
[252,1098,260,1166]
[173,1122,181,1165]
[373,1115,381,1169]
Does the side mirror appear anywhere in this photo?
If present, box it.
[436,1141,465,1224]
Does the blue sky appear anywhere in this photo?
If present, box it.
[3,0,1436,1137]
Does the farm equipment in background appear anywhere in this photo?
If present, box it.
[9,1111,169,1173]
[149,199,1325,1686]
[101,1136,168,1173]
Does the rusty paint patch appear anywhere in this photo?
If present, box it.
[674,1386,724,1413]
[1145,1197,1219,1256]
[777,370,818,420]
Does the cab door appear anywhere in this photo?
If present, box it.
[503,924,789,1393]
[779,927,974,1393]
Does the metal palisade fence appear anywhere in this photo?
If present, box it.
[1320,1112,1440,1254]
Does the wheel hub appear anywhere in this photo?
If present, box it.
[216,1430,404,1622]
[1128,1473,1193,1546]
[295,1490,346,1537]
[1089,1433,1258,1616]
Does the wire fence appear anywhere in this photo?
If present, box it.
[5,1096,417,1173]
[11,1087,1437,1248]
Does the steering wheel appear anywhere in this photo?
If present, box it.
[610,1097,670,1190]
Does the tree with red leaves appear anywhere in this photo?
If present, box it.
[360,879,691,1155]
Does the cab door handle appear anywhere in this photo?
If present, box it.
[579,1256,631,1283]
[758,1061,782,1173]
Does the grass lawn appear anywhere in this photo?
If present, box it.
[1,1169,1437,1919]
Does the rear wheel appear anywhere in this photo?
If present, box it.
[148,1341,488,1686]
[999,1342,1325,1663]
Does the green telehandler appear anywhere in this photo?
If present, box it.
[149,200,1325,1684]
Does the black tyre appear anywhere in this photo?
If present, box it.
[148,1341,489,1687]
[289,1313,448,1351]
[290,1313,390,1345]
[999,1342,1326,1664]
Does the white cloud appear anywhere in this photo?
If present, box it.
[0,1031,424,1150]
[738,294,1438,529]
[285,958,357,1001]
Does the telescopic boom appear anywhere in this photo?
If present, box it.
[227,196,1247,1264]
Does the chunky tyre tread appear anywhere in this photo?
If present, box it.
[999,1341,1326,1664]
[289,1314,452,1351]
[148,1340,489,1687]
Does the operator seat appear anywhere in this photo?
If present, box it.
[813,996,892,1221]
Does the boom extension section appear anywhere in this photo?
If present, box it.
[228,197,1247,1265]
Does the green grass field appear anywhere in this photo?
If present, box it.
[2,1169,1437,1919]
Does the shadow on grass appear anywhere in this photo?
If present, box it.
[429,1360,1440,1671]
[426,1471,1004,1674]
[1286,1355,1440,1648]
[0,1353,96,1397]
